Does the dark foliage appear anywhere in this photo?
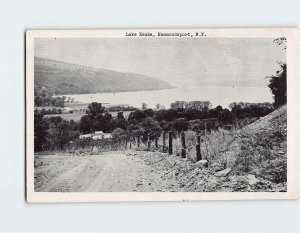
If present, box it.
[79,102,113,133]
[34,114,80,152]
[34,88,65,107]
[230,102,274,118]
[35,100,275,152]
[107,105,138,112]
[267,63,287,108]
[34,113,49,152]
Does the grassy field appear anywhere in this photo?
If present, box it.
[44,112,85,121]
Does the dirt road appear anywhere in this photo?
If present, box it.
[34,149,286,192]
[34,151,183,192]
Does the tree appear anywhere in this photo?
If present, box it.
[112,128,127,139]
[266,38,287,108]
[173,118,189,134]
[164,108,179,121]
[127,123,144,139]
[218,108,234,124]
[34,96,43,106]
[170,101,187,109]
[34,113,49,152]
[189,119,219,133]
[141,103,148,110]
[267,63,287,108]
[55,120,73,150]
[48,116,63,127]
[102,112,113,132]
[159,120,169,131]
[45,117,79,150]
[144,109,154,118]
[155,104,165,110]
[34,113,81,152]
[79,115,94,133]
[212,105,223,117]
[189,119,204,133]
[117,111,125,120]
[86,102,105,117]
[128,110,148,123]
[115,111,127,129]
[139,117,162,139]
[186,101,212,110]
[79,102,115,133]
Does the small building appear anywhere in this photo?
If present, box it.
[79,131,112,140]
[79,134,92,139]
[93,131,113,139]
[62,107,74,113]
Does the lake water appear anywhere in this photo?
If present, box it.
[64,85,273,109]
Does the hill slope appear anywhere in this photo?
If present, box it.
[34,57,172,95]
[236,105,287,180]
[205,105,287,191]
[127,105,287,192]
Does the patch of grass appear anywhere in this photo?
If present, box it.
[236,131,287,183]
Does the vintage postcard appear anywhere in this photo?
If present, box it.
[26,28,300,202]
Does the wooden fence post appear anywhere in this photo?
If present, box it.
[155,134,158,148]
[137,135,140,147]
[168,131,173,155]
[90,142,94,153]
[162,131,166,152]
[129,137,132,150]
[196,135,202,161]
[197,134,201,144]
[147,134,151,149]
[181,131,186,158]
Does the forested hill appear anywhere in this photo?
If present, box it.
[34,57,172,95]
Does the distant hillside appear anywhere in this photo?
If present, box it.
[34,57,172,95]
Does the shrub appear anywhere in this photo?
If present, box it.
[267,63,287,108]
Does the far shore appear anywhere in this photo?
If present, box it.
[54,86,176,99]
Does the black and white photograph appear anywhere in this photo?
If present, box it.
[2,0,300,231]
[26,29,298,202]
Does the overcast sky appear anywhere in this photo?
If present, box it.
[35,38,286,87]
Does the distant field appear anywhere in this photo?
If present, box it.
[44,113,85,121]
[64,102,89,111]
[44,111,132,121]
[35,106,63,111]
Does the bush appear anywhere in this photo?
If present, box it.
[267,63,287,108]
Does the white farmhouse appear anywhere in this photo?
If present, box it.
[92,131,113,139]
[62,107,74,113]
[79,131,112,140]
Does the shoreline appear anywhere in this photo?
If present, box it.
[54,86,177,99]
